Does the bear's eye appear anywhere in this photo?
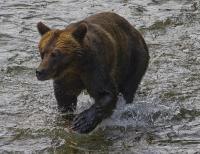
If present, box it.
[51,49,61,58]
[51,52,57,58]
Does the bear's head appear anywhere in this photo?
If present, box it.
[36,22,87,81]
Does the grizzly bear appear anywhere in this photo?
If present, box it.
[36,12,149,133]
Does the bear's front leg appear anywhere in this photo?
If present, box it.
[72,94,117,133]
[71,54,118,133]
[53,80,78,113]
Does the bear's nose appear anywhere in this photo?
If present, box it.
[36,68,47,80]
[36,69,44,76]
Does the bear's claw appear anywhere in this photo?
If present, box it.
[72,106,101,133]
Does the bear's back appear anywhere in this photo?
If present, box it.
[84,12,145,48]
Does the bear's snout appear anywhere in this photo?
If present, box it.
[36,68,48,81]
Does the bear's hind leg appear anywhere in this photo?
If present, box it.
[121,73,142,104]
[121,52,149,104]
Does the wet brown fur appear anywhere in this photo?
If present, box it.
[36,12,149,133]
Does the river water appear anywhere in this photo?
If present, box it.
[0,0,200,153]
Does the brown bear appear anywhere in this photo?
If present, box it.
[36,12,149,133]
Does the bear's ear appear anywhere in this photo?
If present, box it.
[72,23,87,42]
[37,22,51,36]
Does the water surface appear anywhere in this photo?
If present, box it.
[0,0,200,153]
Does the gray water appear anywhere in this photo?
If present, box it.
[0,0,200,153]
